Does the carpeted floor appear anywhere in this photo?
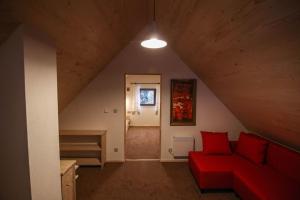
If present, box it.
[126,127,160,159]
[77,161,239,200]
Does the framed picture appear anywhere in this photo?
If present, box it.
[170,79,197,126]
[140,88,156,106]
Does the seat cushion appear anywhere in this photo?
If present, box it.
[189,142,300,200]
[234,161,300,200]
[189,151,237,189]
[201,131,231,155]
[266,143,300,184]
[236,132,268,164]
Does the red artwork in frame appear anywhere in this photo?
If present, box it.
[170,79,197,126]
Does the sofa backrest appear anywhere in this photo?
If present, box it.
[266,143,300,183]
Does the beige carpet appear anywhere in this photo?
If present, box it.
[77,161,239,200]
[126,127,160,159]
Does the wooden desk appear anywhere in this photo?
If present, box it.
[60,160,77,200]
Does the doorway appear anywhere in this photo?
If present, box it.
[125,74,161,160]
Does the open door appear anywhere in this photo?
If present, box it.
[124,74,161,160]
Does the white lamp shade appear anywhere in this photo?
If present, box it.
[141,38,167,49]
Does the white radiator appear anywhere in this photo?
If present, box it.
[173,136,195,159]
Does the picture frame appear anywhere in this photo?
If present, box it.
[170,79,197,126]
[140,88,156,106]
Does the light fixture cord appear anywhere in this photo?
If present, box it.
[153,0,156,22]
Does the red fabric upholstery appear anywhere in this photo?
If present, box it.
[236,132,268,164]
[189,152,236,188]
[267,143,300,184]
[189,152,203,187]
[234,164,300,200]
[201,131,231,155]
[229,141,238,152]
[189,138,300,200]
[233,157,264,200]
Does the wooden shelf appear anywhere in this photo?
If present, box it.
[60,143,101,152]
[61,157,102,166]
[60,130,106,136]
[59,130,106,167]
[60,160,77,200]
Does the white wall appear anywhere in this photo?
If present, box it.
[60,26,247,161]
[126,75,160,126]
[0,26,32,200]
[0,26,62,199]
[23,28,62,200]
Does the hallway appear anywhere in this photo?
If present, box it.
[125,127,160,159]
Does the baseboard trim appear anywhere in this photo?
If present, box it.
[106,159,188,163]
[126,159,160,161]
[129,126,160,128]
[160,159,188,162]
[105,160,125,163]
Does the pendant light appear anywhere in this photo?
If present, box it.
[141,0,167,49]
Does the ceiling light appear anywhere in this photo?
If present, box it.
[141,38,167,49]
[141,0,167,49]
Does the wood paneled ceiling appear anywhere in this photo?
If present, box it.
[0,0,152,110]
[0,0,300,149]
[156,0,300,150]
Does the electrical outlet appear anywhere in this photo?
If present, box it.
[114,148,118,152]
[168,148,172,154]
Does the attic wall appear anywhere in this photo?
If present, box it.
[156,0,300,150]
[59,27,247,161]
[23,27,62,200]
[0,26,61,200]
[0,25,31,200]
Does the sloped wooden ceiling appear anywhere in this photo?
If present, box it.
[156,0,300,150]
[0,0,152,110]
[1,0,299,149]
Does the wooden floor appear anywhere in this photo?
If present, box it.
[125,127,160,159]
[77,161,239,200]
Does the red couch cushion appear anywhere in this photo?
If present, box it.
[236,132,268,164]
[234,163,300,200]
[267,143,300,184]
[189,150,300,199]
[189,151,237,189]
[189,136,300,200]
[201,131,231,155]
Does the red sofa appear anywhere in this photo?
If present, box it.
[189,134,300,200]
